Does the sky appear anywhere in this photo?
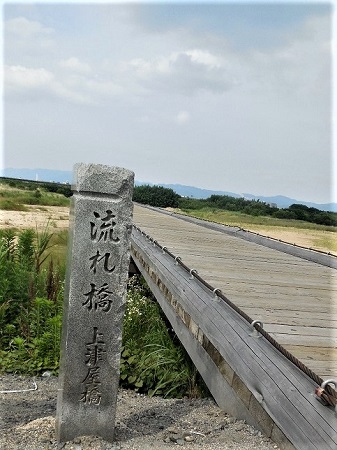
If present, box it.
[2,1,336,204]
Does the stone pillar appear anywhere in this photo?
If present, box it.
[56,163,134,443]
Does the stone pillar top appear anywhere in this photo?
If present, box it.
[73,163,134,197]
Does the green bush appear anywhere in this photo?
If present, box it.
[0,200,28,211]
[121,276,205,398]
[0,298,62,374]
[133,185,180,208]
[0,227,64,374]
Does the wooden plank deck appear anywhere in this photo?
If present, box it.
[133,204,337,380]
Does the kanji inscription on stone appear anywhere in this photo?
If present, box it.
[56,163,134,443]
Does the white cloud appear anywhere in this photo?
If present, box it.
[5,16,54,39]
[4,15,55,61]
[4,64,91,104]
[59,57,91,74]
[5,62,124,105]
[124,48,238,95]
[82,78,124,97]
[176,111,190,125]
[183,49,222,68]
[5,65,54,91]
[127,56,170,78]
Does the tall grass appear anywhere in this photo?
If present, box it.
[121,276,205,398]
[0,226,65,373]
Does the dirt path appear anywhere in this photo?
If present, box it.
[0,206,70,231]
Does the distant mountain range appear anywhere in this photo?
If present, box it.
[1,167,336,212]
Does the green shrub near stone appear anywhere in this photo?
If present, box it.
[0,226,65,374]
[121,276,204,398]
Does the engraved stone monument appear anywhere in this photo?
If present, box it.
[56,163,134,443]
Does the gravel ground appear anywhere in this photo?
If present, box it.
[0,374,280,450]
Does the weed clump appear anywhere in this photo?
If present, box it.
[0,226,64,374]
[122,276,205,398]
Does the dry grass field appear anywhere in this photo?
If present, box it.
[235,224,337,256]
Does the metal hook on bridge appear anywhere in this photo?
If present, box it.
[316,379,337,412]
[189,269,198,279]
[162,246,167,254]
[250,320,264,338]
[212,288,221,301]
[321,379,337,390]
[175,256,182,265]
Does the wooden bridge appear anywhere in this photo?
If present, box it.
[130,204,337,450]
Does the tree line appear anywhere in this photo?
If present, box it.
[1,177,72,197]
[133,185,337,227]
